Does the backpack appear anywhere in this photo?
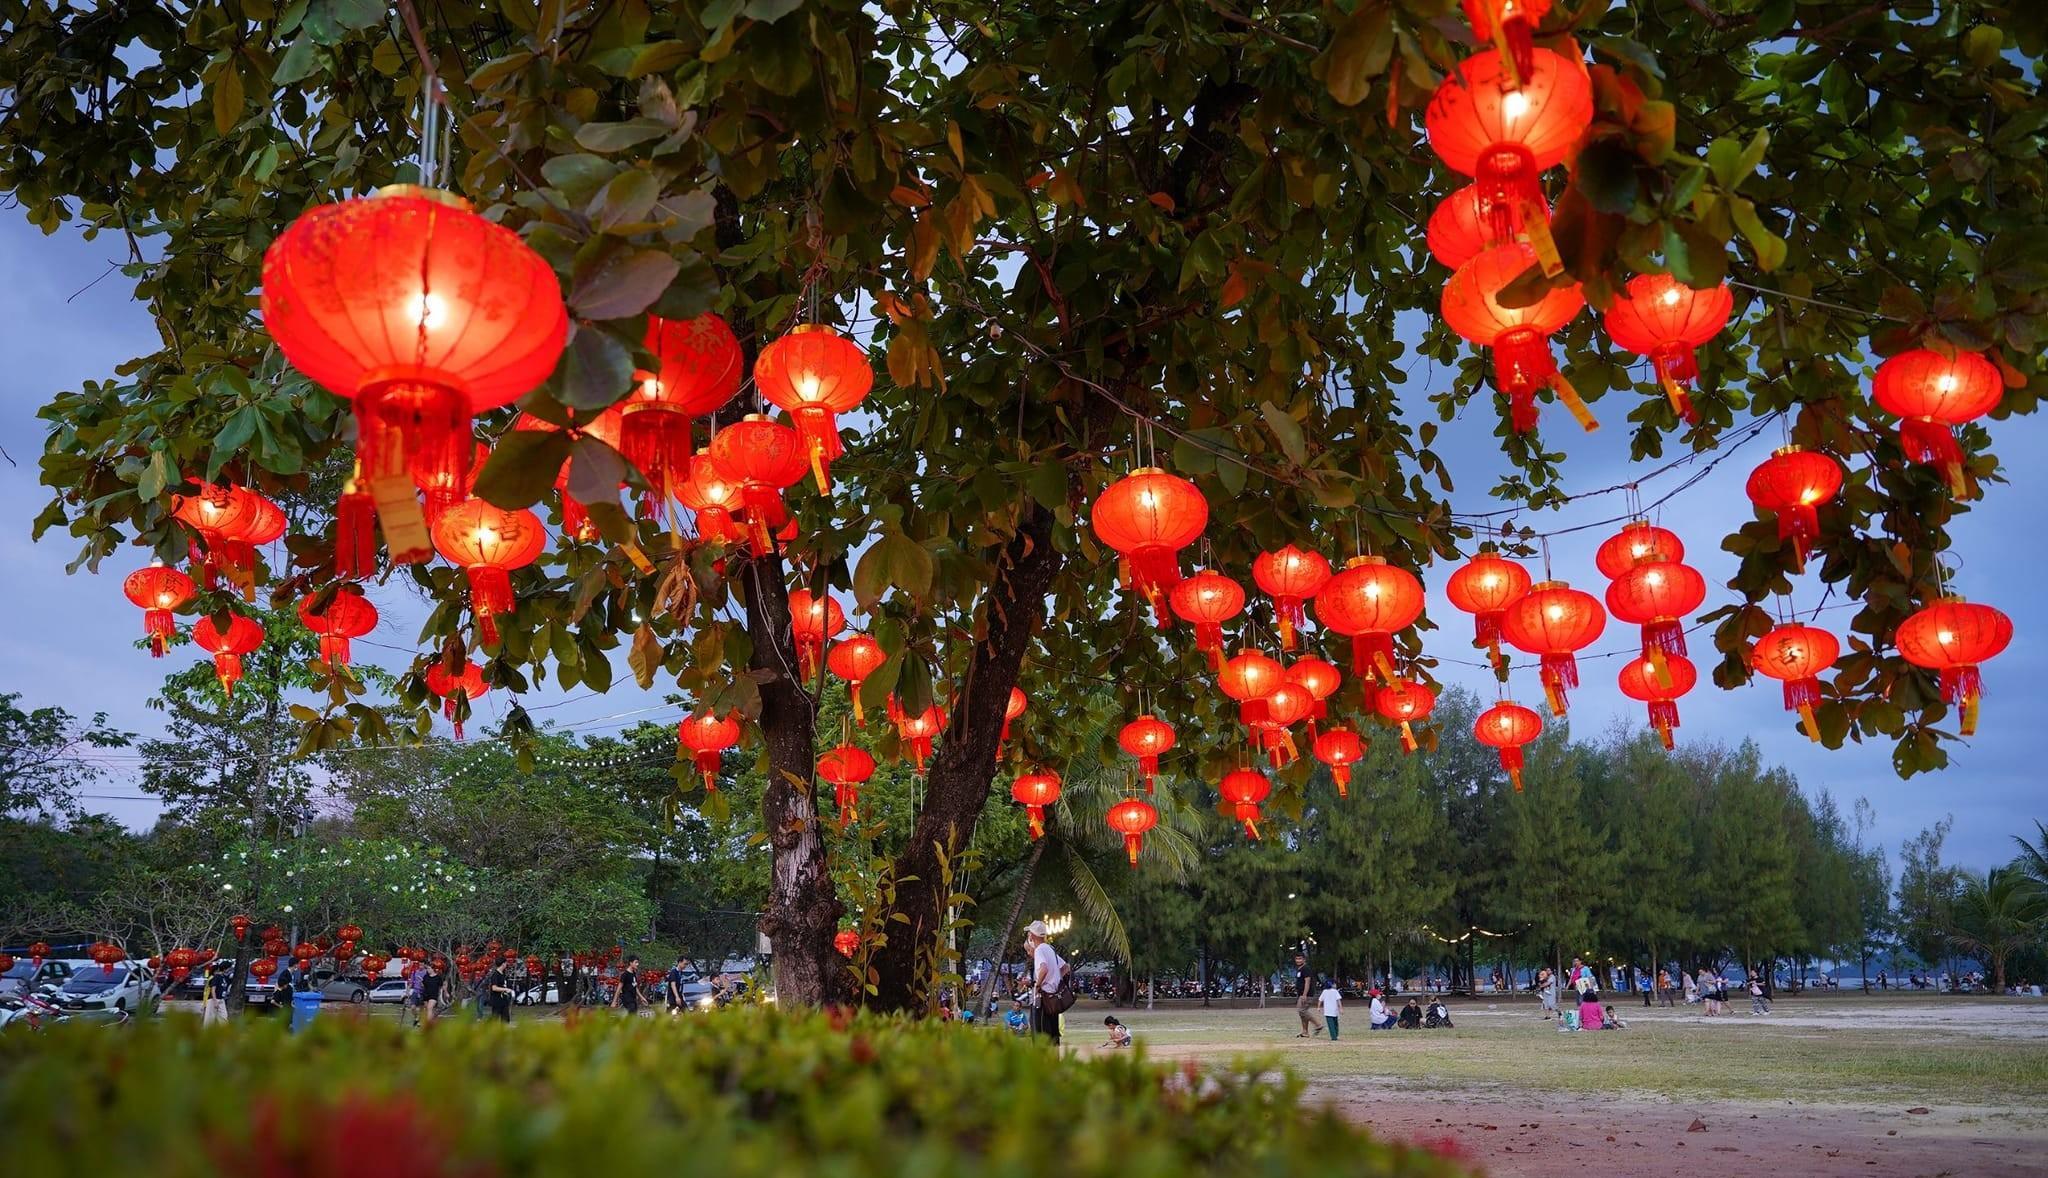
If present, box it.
[1039,950,1078,1015]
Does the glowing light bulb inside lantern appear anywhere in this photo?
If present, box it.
[1938,630,1954,645]
[1502,91,1530,120]
[1938,374,1957,393]
[412,292,448,331]
[1632,542,1649,557]
[1645,571,1664,587]
[1139,489,1158,508]
[1547,603,1564,620]
[1661,287,1682,307]
[798,374,821,398]
[1482,573,1499,588]
[477,522,498,544]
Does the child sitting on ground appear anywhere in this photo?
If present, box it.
[1004,1000,1029,1035]
[1602,1004,1626,1030]
[1103,1015,1133,1048]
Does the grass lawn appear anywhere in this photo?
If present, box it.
[1086,993,2048,1108]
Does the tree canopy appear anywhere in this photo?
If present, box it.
[3,0,2044,1004]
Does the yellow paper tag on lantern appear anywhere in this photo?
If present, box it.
[370,475,433,564]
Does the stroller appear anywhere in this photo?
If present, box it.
[1424,999,1453,1029]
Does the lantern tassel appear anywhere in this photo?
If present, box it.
[1238,809,1261,840]
[1124,834,1142,867]
[1027,806,1045,840]
[1940,665,1983,736]
[1898,419,1970,499]
[335,477,378,579]
[1332,765,1350,799]
[620,406,693,506]
[464,565,514,648]
[1486,14,1522,89]
[213,652,243,697]
[1399,720,1418,755]
[144,609,176,658]
[1524,209,1564,277]
[1648,700,1680,750]
[1476,145,1541,241]
[1550,372,1599,433]
[1776,505,1820,573]
[320,635,351,668]
[1501,746,1524,792]
[1278,610,1297,650]
[1656,349,1700,423]
[1493,328,1554,433]
[1783,676,1823,742]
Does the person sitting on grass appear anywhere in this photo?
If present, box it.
[1368,990,1396,1031]
[1397,997,1423,1029]
[1103,1015,1133,1048]
[1578,989,1605,1031]
[1004,999,1029,1035]
[1603,1004,1626,1030]
[1425,998,1453,1028]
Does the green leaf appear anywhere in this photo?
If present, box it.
[553,325,636,410]
[853,529,934,610]
[570,247,681,320]
[1259,400,1308,467]
[540,154,619,205]
[1026,459,1068,511]
[1574,140,1639,214]
[565,436,627,508]
[212,64,244,136]
[137,451,171,503]
[1705,137,1742,188]
[211,404,262,457]
[475,429,573,509]
[272,36,317,84]
[743,0,804,20]
[1728,198,1786,272]
[593,169,661,230]
[574,118,674,153]
[629,625,661,690]
[1316,0,1393,107]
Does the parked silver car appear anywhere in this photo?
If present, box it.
[0,957,77,998]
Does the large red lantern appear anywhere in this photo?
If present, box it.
[512,408,626,541]
[1285,655,1342,735]
[891,699,947,772]
[1618,652,1696,751]
[1010,770,1062,839]
[1218,768,1271,840]
[755,324,874,493]
[1602,274,1734,422]
[1252,545,1332,650]
[1218,649,1286,726]
[88,941,125,976]
[1594,519,1685,579]
[1895,597,2012,735]
[1604,557,1706,687]
[1118,715,1176,793]
[1445,551,1531,669]
[262,187,568,565]
[1441,243,1592,432]
[1105,797,1159,867]
[623,314,742,508]
[248,957,278,983]
[1751,622,1839,742]
[123,561,195,657]
[1169,569,1245,668]
[425,660,488,739]
[1253,682,1314,767]
[675,448,750,547]
[1427,183,1546,270]
[1311,726,1367,798]
[1872,348,2003,497]
[708,415,809,556]
[1474,700,1542,791]
[818,744,876,829]
[1311,556,1425,682]
[1425,46,1589,246]
[1090,468,1209,626]
[297,587,379,669]
[26,942,50,966]
[191,614,265,696]
[1374,679,1437,754]
[826,636,887,725]
[173,483,280,595]
[788,590,846,680]
[431,499,546,647]
[1744,446,1843,574]
[677,710,743,791]
[1500,581,1606,715]
[1461,0,1554,85]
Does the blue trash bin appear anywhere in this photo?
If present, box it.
[290,989,322,1033]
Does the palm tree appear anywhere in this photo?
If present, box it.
[2011,821,2048,898]
[1945,867,2048,994]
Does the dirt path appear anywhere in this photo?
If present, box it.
[1311,1086,2048,1178]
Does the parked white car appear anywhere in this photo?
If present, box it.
[367,978,411,1004]
[54,962,157,1014]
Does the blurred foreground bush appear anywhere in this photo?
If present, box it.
[0,1010,1463,1176]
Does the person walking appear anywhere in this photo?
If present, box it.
[420,958,447,1024]
[612,955,643,1016]
[200,961,229,1027]
[1748,972,1771,1016]
[1319,977,1343,1040]
[665,954,694,1015]
[1292,952,1325,1039]
[1025,920,1064,1044]
[483,958,514,1023]
[1683,968,1699,1005]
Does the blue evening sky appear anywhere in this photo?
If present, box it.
[0,216,2038,871]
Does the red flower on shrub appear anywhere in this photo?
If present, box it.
[223,1095,488,1178]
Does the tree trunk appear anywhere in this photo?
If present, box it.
[864,505,1062,1012]
[977,838,1045,1018]
[1200,942,1211,1007]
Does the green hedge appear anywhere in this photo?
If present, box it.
[0,1011,1463,1177]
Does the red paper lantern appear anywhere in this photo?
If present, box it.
[1311,556,1425,682]
[1751,622,1839,742]
[677,710,743,791]
[1218,649,1286,727]
[337,923,363,944]
[1594,519,1685,579]
[417,440,490,531]
[230,914,252,942]
[1285,655,1342,733]
[891,700,947,772]
[27,942,50,966]
[1500,580,1606,716]
[1441,243,1592,432]
[623,314,742,508]
[1895,597,2012,736]
[512,408,626,541]
[788,589,846,680]
[709,415,809,556]
[1603,274,1734,423]
[191,614,265,696]
[834,929,861,958]
[818,743,876,828]
[1253,545,1332,650]
[1475,700,1542,791]
[1010,770,1062,839]
[0,954,13,977]
[1445,551,1531,668]
[173,483,279,595]
[297,587,379,669]
[1744,446,1843,574]
[123,561,195,657]
[1427,183,1547,270]
[1117,715,1176,793]
[1618,652,1696,751]
[1105,797,1159,867]
[1426,46,1590,239]
[1091,468,1209,627]
[432,499,546,647]
[1253,681,1314,768]
[424,660,489,739]
[1311,726,1367,798]
[1218,767,1272,840]
[1872,348,2003,497]
[1461,0,1554,84]
[826,636,888,725]
[997,686,1029,763]
[1169,569,1245,669]
[755,324,874,493]
[1374,679,1437,754]
[249,957,278,982]
[263,187,568,566]
[675,448,750,547]
[526,954,544,979]
[1604,557,1706,687]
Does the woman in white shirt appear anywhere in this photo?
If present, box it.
[1369,990,1394,1030]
